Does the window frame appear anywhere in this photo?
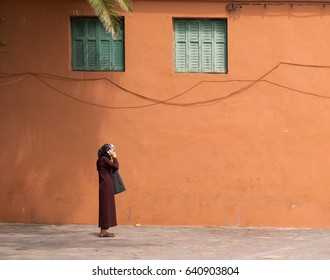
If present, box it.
[71,16,125,72]
[174,18,228,74]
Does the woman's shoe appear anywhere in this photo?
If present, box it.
[99,230,115,237]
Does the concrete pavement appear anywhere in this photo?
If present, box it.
[1,223,330,260]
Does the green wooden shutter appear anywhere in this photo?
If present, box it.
[72,17,124,71]
[174,19,227,73]
[174,20,187,72]
[201,21,213,72]
[188,21,200,72]
[111,28,124,71]
[72,19,85,70]
[86,19,97,70]
[99,40,110,69]
[214,20,227,73]
[99,22,111,70]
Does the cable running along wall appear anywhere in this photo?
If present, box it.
[0,62,330,109]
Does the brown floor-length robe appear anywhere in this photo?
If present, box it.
[97,156,119,229]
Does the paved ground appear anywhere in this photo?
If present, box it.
[1,223,330,260]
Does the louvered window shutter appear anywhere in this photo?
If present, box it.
[72,19,85,69]
[174,20,188,72]
[201,21,213,72]
[214,20,227,73]
[99,23,111,70]
[188,21,201,72]
[111,29,124,71]
[71,17,124,71]
[86,19,97,70]
[174,19,227,73]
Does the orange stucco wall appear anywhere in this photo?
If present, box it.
[1,0,330,227]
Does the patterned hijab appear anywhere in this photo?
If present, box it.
[98,143,115,159]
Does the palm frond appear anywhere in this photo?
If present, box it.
[115,0,133,12]
[87,0,132,36]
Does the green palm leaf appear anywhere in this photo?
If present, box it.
[87,0,132,36]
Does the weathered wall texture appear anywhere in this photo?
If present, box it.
[1,0,330,227]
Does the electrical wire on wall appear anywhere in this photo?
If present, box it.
[1,61,330,109]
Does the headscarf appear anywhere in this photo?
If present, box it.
[98,143,115,159]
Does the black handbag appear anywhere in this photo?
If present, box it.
[114,171,126,195]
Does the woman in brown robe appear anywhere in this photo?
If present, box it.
[97,143,119,237]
